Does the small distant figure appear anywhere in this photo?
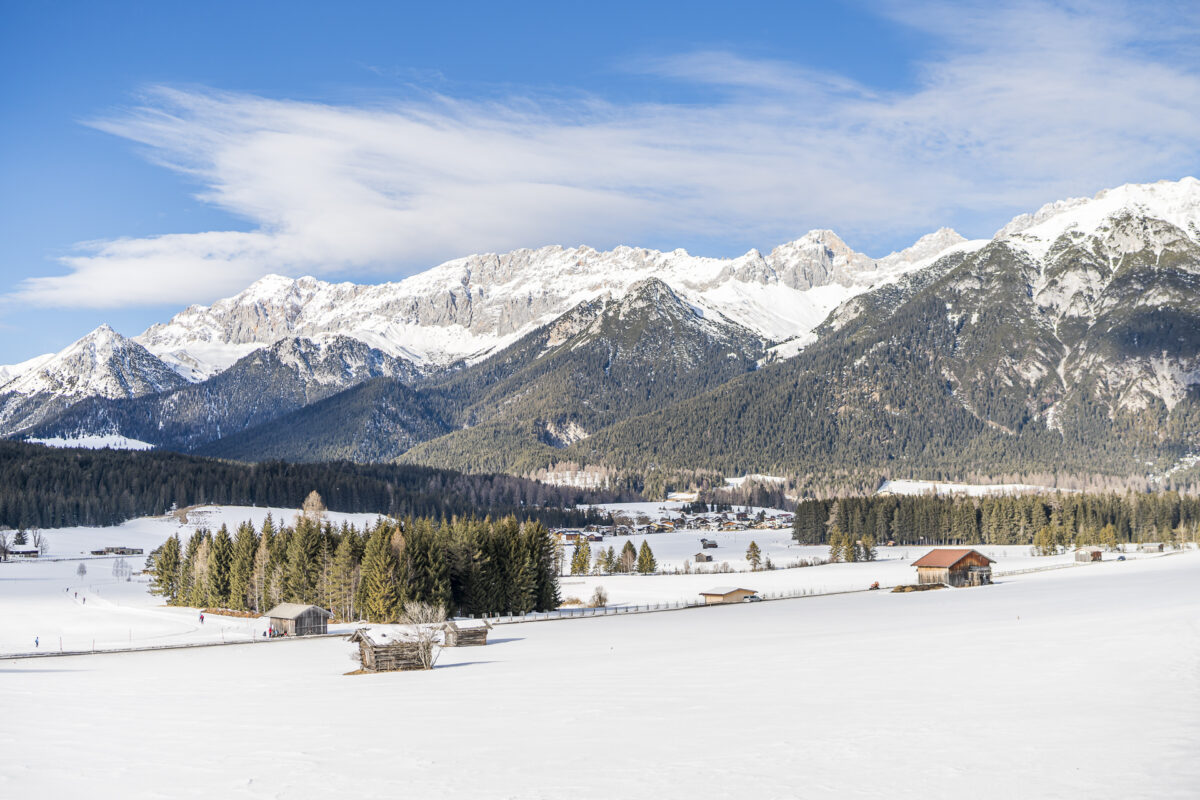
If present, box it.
[74,592,78,599]
[34,636,39,649]
[199,612,205,624]
[82,597,86,605]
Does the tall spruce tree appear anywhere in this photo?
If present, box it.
[746,541,762,571]
[360,524,401,622]
[618,540,638,573]
[207,525,234,607]
[636,540,657,574]
[330,532,359,621]
[570,536,592,575]
[523,521,560,611]
[149,534,182,603]
[229,522,257,610]
[286,518,321,604]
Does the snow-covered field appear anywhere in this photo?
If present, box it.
[18,504,386,561]
[0,506,384,655]
[2,551,1197,799]
[2,503,1170,654]
[561,542,1102,607]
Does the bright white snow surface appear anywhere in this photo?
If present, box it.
[26,434,155,451]
[2,551,1198,799]
[876,479,1073,497]
[0,502,1164,654]
[0,506,384,655]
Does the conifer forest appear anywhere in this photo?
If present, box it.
[145,493,561,622]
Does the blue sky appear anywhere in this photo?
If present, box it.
[2,0,1199,363]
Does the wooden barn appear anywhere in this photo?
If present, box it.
[265,603,332,636]
[694,551,713,563]
[1138,542,1164,553]
[1075,546,1103,563]
[348,629,430,672]
[699,586,758,605]
[441,620,491,647]
[699,538,719,549]
[912,549,994,587]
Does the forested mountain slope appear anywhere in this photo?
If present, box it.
[201,278,767,468]
[24,336,419,451]
[568,195,1200,481]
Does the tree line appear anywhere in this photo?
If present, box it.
[145,493,560,621]
[568,536,657,575]
[793,492,1200,548]
[0,440,633,530]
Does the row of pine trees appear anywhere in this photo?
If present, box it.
[794,492,1200,548]
[145,493,560,622]
[568,537,657,575]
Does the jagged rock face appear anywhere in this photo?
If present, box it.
[0,325,187,434]
[11,177,1200,481]
[22,335,419,450]
[201,277,770,468]
[133,229,968,376]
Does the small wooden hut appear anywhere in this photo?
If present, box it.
[1137,542,1164,553]
[912,549,994,587]
[265,603,331,636]
[694,552,713,563]
[699,586,758,605]
[348,629,430,671]
[1074,546,1103,563]
[441,619,491,647]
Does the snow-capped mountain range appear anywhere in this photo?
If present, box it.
[130,225,970,380]
[4,177,1200,455]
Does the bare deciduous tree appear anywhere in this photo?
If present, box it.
[589,585,608,608]
[76,562,87,578]
[399,601,446,670]
[30,529,47,555]
[112,558,132,581]
[0,530,10,561]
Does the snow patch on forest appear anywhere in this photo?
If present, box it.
[877,479,1071,496]
[27,434,156,451]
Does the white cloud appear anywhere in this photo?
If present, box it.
[11,0,1200,308]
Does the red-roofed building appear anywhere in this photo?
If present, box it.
[912,548,994,587]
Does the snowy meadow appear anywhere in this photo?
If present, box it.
[1,551,1197,799]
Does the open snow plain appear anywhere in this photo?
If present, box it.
[0,506,383,654]
[2,551,1197,799]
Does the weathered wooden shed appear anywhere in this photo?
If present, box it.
[1137,542,1164,553]
[694,551,713,563]
[441,619,492,647]
[699,538,718,549]
[348,629,430,671]
[699,586,758,605]
[1075,546,1103,563]
[265,603,331,636]
[912,549,994,587]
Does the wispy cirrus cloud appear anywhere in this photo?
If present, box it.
[11,0,1200,308]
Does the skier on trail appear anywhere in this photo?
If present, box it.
[34,636,38,648]
[199,612,205,624]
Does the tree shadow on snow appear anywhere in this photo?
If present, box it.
[435,660,498,670]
